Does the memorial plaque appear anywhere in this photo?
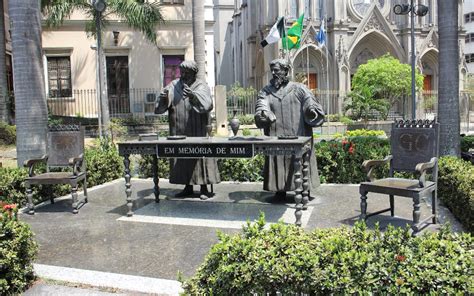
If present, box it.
[157,143,253,158]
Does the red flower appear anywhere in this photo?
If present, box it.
[3,204,17,211]
[342,140,348,146]
[395,254,406,262]
[348,146,354,154]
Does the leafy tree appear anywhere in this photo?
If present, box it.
[351,54,423,108]
[344,85,390,127]
[41,0,164,44]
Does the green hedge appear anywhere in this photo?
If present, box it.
[438,157,474,233]
[218,155,264,182]
[0,141,123,206]
[84,141,124,187]
[0,122,16,145]
[0,168,32,205]
[0,203,38,294]
[138,155,265,182]
[461,135,474,152]
[138,155,170,179]
[183,217,473,295]
[315,136,390,183]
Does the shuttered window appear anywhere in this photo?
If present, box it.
[47,56,72,98]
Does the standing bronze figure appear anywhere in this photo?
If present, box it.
[155,60,220,199]
[255,59,325,199]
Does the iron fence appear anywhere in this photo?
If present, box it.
[46,88,474,134]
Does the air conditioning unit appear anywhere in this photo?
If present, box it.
[145,93,156,103]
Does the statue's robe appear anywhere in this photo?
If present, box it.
[155,79,220,185]
[255,81,324,193]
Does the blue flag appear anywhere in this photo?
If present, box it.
[316,19,326,48]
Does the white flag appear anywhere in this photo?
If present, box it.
[261,17,286,48]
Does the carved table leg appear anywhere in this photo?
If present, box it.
[432,190,437,224]
[26,182,34,215]
[302,150,310,210]
[153,155,160,203]
[71,183,79,214]
[412,195,421,234]
[389,194,395,216]
[293,154,303,226]
[360,191,368,220]
[124,154,133,216]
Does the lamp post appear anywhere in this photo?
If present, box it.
[92,0,107,137]
[393,1,428,119]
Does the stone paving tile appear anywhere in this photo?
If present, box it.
[20,178,464,294]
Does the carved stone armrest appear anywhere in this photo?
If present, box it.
[69,153,84,176]
[23,154,48,177]
[416,157,437,187]
[362,155,393,182]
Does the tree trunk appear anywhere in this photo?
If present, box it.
[0,0,9,122]
[96,13,110,134]
[9,0,48,166]
[438,0,460,157]
[192,0,206,81]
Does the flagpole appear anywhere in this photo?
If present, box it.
[324,16,330,135]
[306,46,309,88]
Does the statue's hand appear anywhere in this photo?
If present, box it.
[182,84,192,97]
[159,88,169,100]
[309,108,320,122]
[158,89,170,107]
[256,110,275,124]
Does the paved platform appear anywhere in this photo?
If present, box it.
[20,178,463,295]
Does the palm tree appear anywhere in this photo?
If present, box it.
[192,0,206,81]
[9,0,48,166]
[41,0,164,128]
[438,0,460,156]
[0,0,9,123]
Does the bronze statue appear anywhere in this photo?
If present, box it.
[155,60,220,199]
[255,58,325,199]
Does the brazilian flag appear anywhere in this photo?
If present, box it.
[282,14,304,50]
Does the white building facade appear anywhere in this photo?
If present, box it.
[465,0,474,74]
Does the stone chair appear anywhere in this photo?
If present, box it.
[24,125,88,214]
[359,120,439,234]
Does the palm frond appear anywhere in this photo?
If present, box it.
[108,0,165,45]
[42,0,91,27]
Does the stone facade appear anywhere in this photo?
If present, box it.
[222,0,467,115]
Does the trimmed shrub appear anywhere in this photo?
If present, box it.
[345,128,386,137]
[0,168,38,206]
[83,140,124,187]
[218,155,264,182]
[183,217,473,295]
[315,136,390,183]
[0,122,16,145]
[461,135,474,153]
[137,155,170,179]
[438,156,474,233]
[237,114,255,125]
[138,155,265,182]
[0,203,38,294]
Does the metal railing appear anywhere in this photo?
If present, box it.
[45,88,474,134]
